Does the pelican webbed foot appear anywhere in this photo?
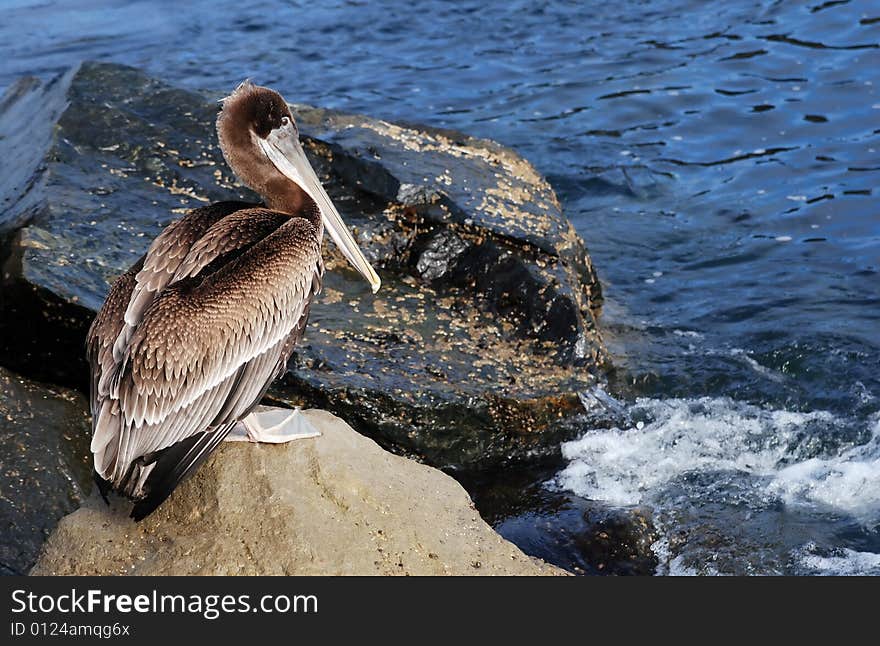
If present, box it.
[226,406,321,443]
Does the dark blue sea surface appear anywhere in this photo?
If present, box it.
[2,0,878,574]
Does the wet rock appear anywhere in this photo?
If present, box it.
[464,465,659,575]
[0,72,71,235]
[0,366,91,575]
[0,61,605,470]
[571,504,658,575]
[415,229,469,281]
[32,410,564,576]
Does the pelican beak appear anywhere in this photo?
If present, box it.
[259,121,381,293]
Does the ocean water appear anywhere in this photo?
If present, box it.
[557,394,880,573]
[2,0,878,574]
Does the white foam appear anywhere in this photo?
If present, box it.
[794,543,880,576]
[651,537,705,576]
[557,396,880,524]
[729,347,784,382]
[672,329,703,339]
[769,419,880,524]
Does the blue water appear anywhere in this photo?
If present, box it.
[2,0,878,574]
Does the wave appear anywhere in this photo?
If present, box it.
[794,543,880,576]
[555,391,880,573]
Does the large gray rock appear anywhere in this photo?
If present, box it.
[0,366,91,575]
[0,73,70,235]
[0,62,605,470]
[32,410,564,576]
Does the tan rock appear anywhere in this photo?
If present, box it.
[32,410,564,576]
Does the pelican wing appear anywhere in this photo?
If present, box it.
[88,202,253,449]
[107,201,252,369]
[89,210,322,499]
[124,201,256,323]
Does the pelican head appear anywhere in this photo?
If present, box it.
[217,81,380,293]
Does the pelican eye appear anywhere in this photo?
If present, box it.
[281,116,290,127]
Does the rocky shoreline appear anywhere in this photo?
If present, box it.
[0,62,631,575]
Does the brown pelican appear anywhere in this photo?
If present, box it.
[87,81,380,521]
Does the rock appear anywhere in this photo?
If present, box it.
[0,72,71,235]
[464,464,659,575]
[496,502,658,576]
[0,366,91,575]
[32,410,564,576]
[0,61,605,471]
